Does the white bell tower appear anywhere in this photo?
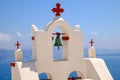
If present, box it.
[11,3,113,80]
[88,39,96,58]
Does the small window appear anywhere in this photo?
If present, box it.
[39,72,48,80]
[68,71,84,80]
[38,72,52,80]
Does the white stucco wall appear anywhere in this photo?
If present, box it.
[32,17,85,80]
[84,58,113,80]
[11,16,113,80]
[12,62,39,80]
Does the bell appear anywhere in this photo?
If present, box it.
[53,32,64,50]
[54,37,62,50]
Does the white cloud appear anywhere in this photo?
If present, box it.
[91,31,98,37]
[16,32,23,37]
[0,33,11,41]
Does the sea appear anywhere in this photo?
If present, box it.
[0,48,120,80]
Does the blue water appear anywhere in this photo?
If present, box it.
[98,55,120,80]
[0,61,11,80]
[0,51,120,80]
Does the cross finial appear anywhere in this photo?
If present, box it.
[89,39,94,47]
[52,3,64,16]
[15,41,21,49]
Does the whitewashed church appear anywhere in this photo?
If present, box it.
[10,3,113,80]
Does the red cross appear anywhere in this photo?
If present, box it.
[15,41,21,49]
[10,62,15,67]
[32,36,35,40]
[52,3,64,16]
[89,39,94,47]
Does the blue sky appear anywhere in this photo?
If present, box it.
[0,0,120,49]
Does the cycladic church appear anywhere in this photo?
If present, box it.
[10,3,113,80]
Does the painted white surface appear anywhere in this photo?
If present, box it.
[12,62,39,80]
[14,49,23,61]
[85,58,113,80]
[88,46,96,58]
[11,17,113,80]
[32,17,85,80]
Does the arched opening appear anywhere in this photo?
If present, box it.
[52,26,69,61]
[45,19,71,61]
[38,72,52,80]
[52,27,63,60]
[68,71,84,80]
